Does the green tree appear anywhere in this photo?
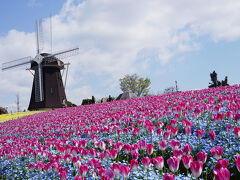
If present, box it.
[0,107,8,115]
[119,74,151,96]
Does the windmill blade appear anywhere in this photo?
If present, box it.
[36,19,44,54]
[2,56,33,71]
[34,64,44,102]
[45,48,79,62]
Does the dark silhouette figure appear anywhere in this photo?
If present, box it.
[107,95,113,102]
[91,96,96,104]
[209,71,229,88]
[221,76,229,86]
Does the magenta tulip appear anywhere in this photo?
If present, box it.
[167,156,180,173]
[190,161,203,178]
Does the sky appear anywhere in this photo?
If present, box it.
[0,0,240,112]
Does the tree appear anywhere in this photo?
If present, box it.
[67,101,77,107]
[0,107,8,115]
[119,74,151,96]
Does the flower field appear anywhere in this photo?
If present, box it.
[0,85,240,179]
[0,111,45,123]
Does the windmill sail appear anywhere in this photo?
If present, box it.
[34,64,44,102]
[2,56,33,71]
[45,48,79,63]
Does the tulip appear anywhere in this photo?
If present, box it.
[120,165,130,179]
[196,129,204,139]
[139,140,147,150]
[185,126,192,136]
[163,173,175,180]
[111,163,121,176]
[235,153,240,172]
[152,156,164,170]
[213,168,230,180]
[130,159,138,171]
[64,153,71,163]
[79,164,88,177]
[90,148,97,158]
[234,127,240,138]
[146,144,154,155]
[123,144,131,154]
[171,127,178,137]
[209,130,216,141]
[173,149,183,160]
[196,152,207,163]
[211,146,223,160]
[115,141,123,152]
[182,155,193,169]
[226,123,232,132]
[142,157,151,169]
[190,161,203,178]
[104,169,114,180]
[167,156,180,173]
[157,128,163,136]
[157,122,164,128]
[170,140,181,150]
[215,159,228,170]
[110,148,118,160]
[183,144,191,155]
[159,140,167,151]
[131,150,139,160]
[163,131,171,140]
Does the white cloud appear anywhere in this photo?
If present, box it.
[1,0,240,109]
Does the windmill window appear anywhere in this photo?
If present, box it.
[50,88,54,94]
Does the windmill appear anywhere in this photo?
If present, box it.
[1,20,79,110]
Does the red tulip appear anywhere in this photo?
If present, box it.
[196,152,207,163]
[130,159,138,171]
[190,161,203,178]
[234,127,240,138]
[163,173,175,180]
[213,168,230,180]
[211,146,223,160]
[159,140,167,151]
[146,144,154,155]
[182,155,193,169]
[152,156,164,170]
[167,156,180,173]
[142,156,151,169]
[120,165,130,179]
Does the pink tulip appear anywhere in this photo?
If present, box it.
[173,149,183,160]
[213,168,230,180]
[215,159,228,170]
[79,164,88,177]
[146,144,154,155]
[167,156,180,173]
[115,141,123,152]
[157,128,163,136]
[185,127,191,136]
[226,123,232,132]
[190,161,203,178]
[104,169,114,180]
[120,165,130,179]
[182,155,193,169]
[234,127,240,138]
[170,140,181,150]
[211,146,224,160]
[159,140,167,151]
[110,148,118,160]
[209,130,216,141]
[90,148,97,157]
[183,144,191,155]
[163,173,175,180]
[157,122,164,128]
[142,157,151,169]
[111,163,121,176]
[131,150,139,160]
[63,153,71,162]
[197,152,207,163]
[130,159,138,171]
[139,140,147,150]
[152,156,164,170]
[123,144,131,154]
[235,153,240,172]
[163,131,171,140]
[196,129,204,139]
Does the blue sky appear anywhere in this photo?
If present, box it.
[0,0,240,111]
